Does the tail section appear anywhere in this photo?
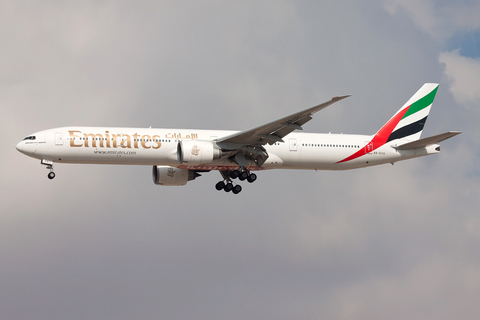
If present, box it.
[376,83,439,143]
[337,83,439,164]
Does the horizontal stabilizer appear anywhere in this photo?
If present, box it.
[393,131,461,150]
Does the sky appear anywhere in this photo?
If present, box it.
[1,1,479,319]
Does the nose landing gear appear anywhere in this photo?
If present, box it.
[41,159,55,180]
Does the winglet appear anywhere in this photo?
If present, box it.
[334,94,352,100]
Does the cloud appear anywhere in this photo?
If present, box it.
[439,50,480,112]
[330,253,480,319]
[384,0,480,41]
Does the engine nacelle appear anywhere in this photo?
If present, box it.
[177,140,222,165]
[152,166,199,186]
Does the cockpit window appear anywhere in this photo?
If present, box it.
[23,136,36,140]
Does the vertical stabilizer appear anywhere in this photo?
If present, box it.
[376,83,439,143]
[336,83,439,164]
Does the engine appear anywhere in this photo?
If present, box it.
[152,166,200,186]
[177,140,222,165]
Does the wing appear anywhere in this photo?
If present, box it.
[217,95,351,150]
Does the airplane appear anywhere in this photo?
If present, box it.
[16,83,460,194]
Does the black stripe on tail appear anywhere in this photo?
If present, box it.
[386,116,428,143]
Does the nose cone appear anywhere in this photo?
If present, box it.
[16,140,36,156]
[16,141,26,154]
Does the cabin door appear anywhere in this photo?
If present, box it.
[55,132,63,146]
[289,138,297,151]
[365,141,373,154]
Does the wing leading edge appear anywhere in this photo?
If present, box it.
[216,95,351,150]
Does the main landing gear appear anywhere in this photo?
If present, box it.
[215,168,257,194]
[215,181,242,194]
[41,159,55,180]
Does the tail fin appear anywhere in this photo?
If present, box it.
[337,83,443,164]
[375,83,439,143]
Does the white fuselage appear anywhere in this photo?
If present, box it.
[16,126,439,171]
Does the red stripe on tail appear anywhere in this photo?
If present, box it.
[336,106,409,163]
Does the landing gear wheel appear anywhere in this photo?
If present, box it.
[47,172,55,180]
[224,182,233,192]
[215,181,225,191]
[232,185,242,194]
[247,173,257,183]
[230,170,240,179]
[239,171,248,181]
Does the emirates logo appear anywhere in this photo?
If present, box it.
[167,167,175,177]
[191,145,200,156]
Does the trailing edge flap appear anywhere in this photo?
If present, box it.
[393,131,461,150]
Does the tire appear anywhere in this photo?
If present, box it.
[230,170,240,179]
[224,182,233,192]
[247,173,257,183]
[48,172,55,180]
[239,171,248,181]
[215,181,225,190]
[232,185,242,194]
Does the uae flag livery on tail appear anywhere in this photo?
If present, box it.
[384,83,438,142]
[338,83,439,163]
